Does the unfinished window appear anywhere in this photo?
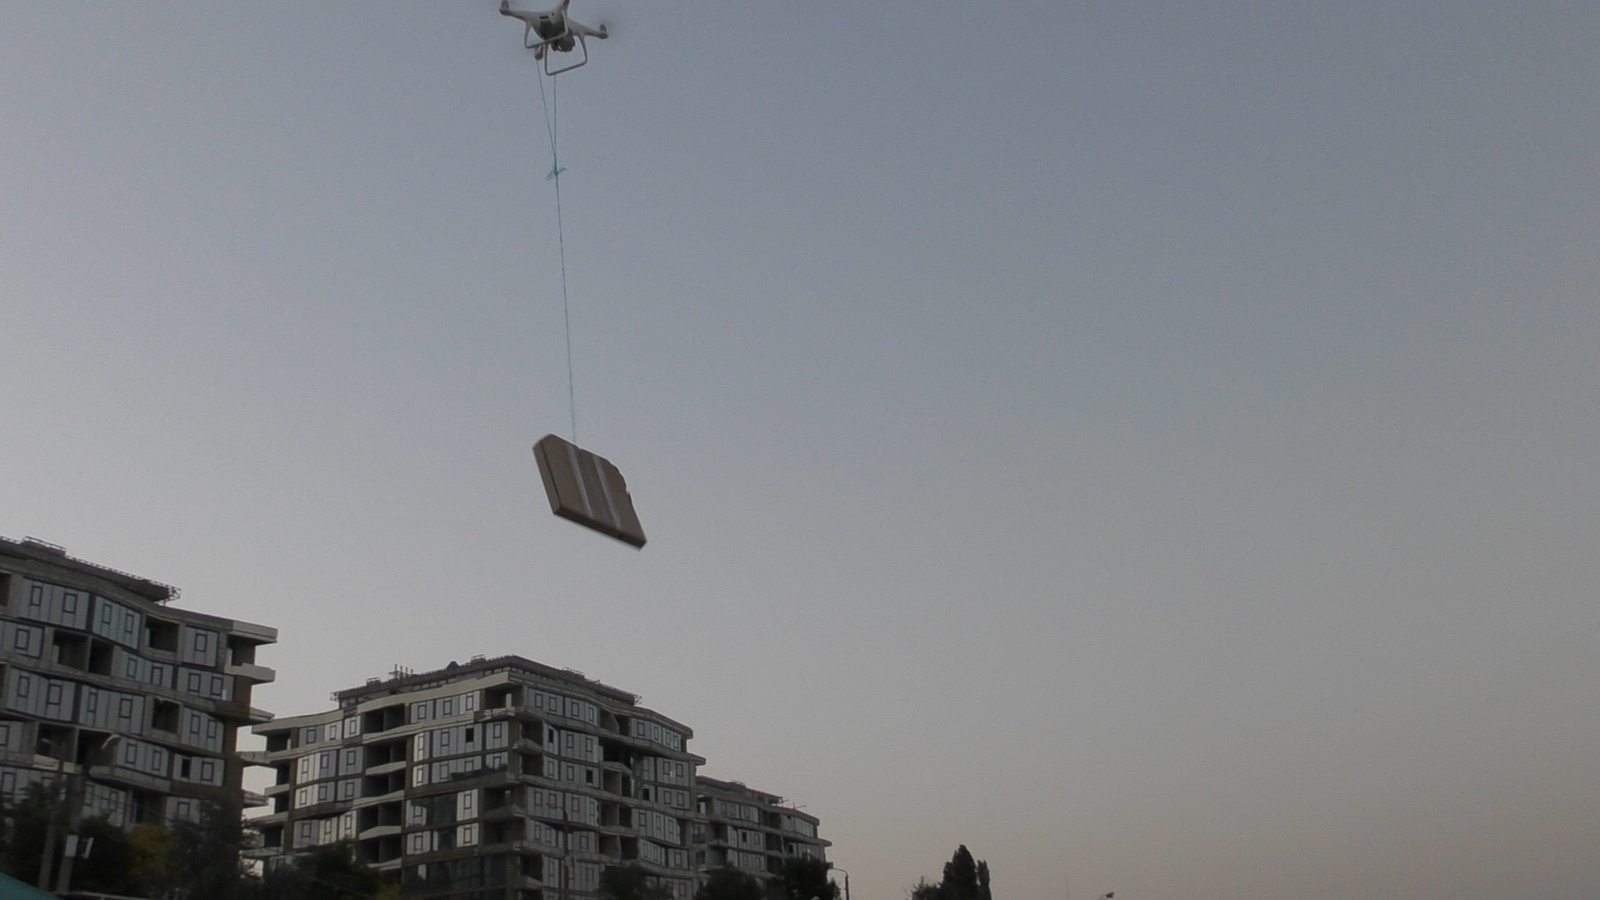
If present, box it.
[50,631,89,670]
[146,619,179,652]
[88,640,115,676]
[226,637,255,666]
[36,723,71,761]
[151,700,180,733]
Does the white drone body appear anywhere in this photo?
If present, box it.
[501,0,608,74]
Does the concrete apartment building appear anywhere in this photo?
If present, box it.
[0,536,276,827]
[253,656,829,900]
[252,656,705,900]
[694,777,827,884]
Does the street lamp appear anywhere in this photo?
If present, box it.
[829,865,850,900]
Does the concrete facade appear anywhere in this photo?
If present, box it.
[253,656,827,900]
[693,776,827,888]
[0,536,276,828]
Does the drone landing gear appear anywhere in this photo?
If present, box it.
[525,32,591,75]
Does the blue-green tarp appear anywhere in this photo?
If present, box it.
[0,871,57,900]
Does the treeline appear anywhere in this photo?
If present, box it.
[0,787,396,899]
[681,858,837,900]
[1,784,841,900]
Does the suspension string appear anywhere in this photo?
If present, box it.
[537,66,577,444]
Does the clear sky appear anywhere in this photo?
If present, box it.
[3,3,1598,898]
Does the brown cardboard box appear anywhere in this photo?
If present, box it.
[533,434,647,548]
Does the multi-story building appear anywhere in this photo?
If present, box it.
[693,776,828,892]
[0,536,277,827]
[251,656,707,900]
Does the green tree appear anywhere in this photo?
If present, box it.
[0,783,55,882]
[69,816,139,895]
[168,796,258,900]
[776,858,838,900]
[256,840,390,900]
[696,866,764,900]
[130,824,174,897]
[602,863,675,900]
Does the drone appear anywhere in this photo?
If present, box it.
[500,0,608,75]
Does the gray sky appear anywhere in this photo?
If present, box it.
[3,2,1598,898]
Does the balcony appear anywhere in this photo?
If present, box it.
[365,759,407,777]
[226,662,277,684]
[358,824,402,842]
[353,789,405,809]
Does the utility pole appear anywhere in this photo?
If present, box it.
[36,758,66,890]
[51,734,121,895]
[54,769,87,894]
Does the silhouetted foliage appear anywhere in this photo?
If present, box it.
[0,787,188,898]
[0,783,55,882]
[1,788,392,900]
[941,846,981,900]
[257,840,392,900]
[69,815,141,895]
[910,846,993,900]
[602,863,676,900]
[776,858,839,900]
[696,866,764,900]
[130,824,174,897]
[169,796,258,900]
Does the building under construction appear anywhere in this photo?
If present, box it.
[251,656,828,900]
[0,536,276,841]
